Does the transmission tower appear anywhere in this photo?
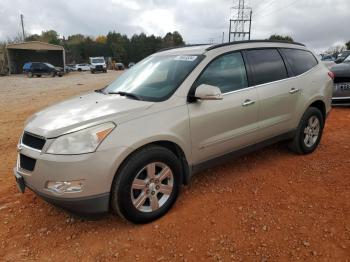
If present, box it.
[229,0,252,42]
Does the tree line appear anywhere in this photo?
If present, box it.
[268,34,350,57]
[25,30,185,64]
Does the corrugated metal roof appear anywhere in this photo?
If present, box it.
[6,41,64,51]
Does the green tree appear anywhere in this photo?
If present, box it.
[24,30,186,64]
[268,34,294,42]
[346,41,350,50]
[162,31,185,48]
[40,30,60,45]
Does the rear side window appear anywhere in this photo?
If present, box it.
[281,49,318,76]
[245,49,288,86]
[195,52,248,93]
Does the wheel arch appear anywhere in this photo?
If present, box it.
[113,140,191,186]
[307,99,327,121]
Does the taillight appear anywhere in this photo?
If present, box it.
[328,71,335,80]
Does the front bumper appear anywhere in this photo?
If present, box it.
[332,82,350,106]
[91,66,106,71]
[332,96,350,106]
[14,168,109,215]
[14,142,130,215]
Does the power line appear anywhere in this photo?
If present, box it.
[254,0,300,21]
[253,0,279,17]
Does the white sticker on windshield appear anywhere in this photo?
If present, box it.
[174,55,198,62]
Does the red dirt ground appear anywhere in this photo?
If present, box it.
[0,73,349,261]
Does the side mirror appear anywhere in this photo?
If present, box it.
[194,84,223,101]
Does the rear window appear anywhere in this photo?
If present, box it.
[245,49,288,86]
[281,48,318,76]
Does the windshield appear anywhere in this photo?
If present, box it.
[104,55,203,101]
[45,63,55,68]
[92,58,104,63]
[344,55,350,62]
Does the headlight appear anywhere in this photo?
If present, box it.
[46,122,115,155]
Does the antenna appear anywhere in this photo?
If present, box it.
[229,0,252,42]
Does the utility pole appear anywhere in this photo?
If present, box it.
[228,0,252,42]
[20,14,25,41]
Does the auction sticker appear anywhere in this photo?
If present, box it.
[174,56,198,62]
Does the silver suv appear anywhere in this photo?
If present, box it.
[14,41,333,223]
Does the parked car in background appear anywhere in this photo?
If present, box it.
[330,55,350,105]
[90,57,107,73]
[14,41,332,223]
[321,54,336,68]
[23,62,64,77]
[115,63,125,70]
[335,50,350,64]
[65,64,75,73]
[75,64,91,72]
[128,62,135,68]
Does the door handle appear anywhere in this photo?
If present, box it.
[289,88,300,94]
[242,99,255,107]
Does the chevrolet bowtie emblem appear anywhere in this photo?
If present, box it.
[17,144,23,152]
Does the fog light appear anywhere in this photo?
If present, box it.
[46,180,84,195]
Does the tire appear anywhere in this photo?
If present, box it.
[37,75,42,78]
[91,70,95,74]
[78,68,82,72]
[288,107,324,155]
[111,145,182,224]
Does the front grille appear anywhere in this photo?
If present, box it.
[96,65,103,69]
[20,154,36,172]
[22,132,46,150]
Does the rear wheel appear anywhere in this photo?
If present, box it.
[78,68,82,72]
[288,107,324,154]
[111,146,182,224]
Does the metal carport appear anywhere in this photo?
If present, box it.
[6,41,65,74]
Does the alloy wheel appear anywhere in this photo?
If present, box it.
[303,115,320,147]
[131,162,174,213]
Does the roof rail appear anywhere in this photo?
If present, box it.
[156,44,211,53]
[205,40,305,51]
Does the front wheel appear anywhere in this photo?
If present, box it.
[288,107,324,154]
[111,146,182,224]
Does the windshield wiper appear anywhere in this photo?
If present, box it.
[107,91,143,101]
[95,86,107,94]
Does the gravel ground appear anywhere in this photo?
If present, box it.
[0,72,349,261]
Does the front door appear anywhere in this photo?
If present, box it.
[188,51,259,165]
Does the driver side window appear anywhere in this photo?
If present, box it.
[196,52,248,93]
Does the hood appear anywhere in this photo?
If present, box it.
[330,62,350,77]
[25,91,153,138]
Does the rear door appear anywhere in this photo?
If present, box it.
[244,48,299,140]
[188,51,259,164]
